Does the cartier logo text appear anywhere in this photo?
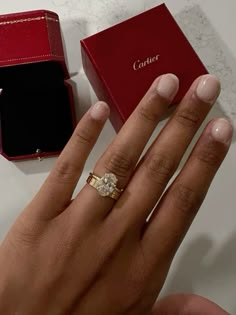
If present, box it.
[133,54,160,71]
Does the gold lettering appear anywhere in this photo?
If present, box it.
[133,60,140,71]
[133,54,160,71]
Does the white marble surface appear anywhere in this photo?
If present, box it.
[0,0,236,313]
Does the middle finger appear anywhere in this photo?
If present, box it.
[72,73,179,219]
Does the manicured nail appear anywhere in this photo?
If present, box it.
[156,73,179,101]
[211,118,233,145]
[196,75,220,104]
[90,101,110,121]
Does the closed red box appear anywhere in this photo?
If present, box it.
[0,10,76,161]
[81,3,208,132]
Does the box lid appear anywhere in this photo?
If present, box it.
[81,4,208,126]
[0,10,69,79]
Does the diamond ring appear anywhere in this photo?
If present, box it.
[86,172,123,200]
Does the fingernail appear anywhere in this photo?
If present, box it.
[90,101,110,121]
[196,75,221,104]
[211,118,233,145]
[156,73,179,101]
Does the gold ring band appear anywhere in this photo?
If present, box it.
[86,173,123,200]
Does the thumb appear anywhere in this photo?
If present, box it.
[152,294,229,315]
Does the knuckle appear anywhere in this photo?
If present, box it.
[8,217,40,250]
[174,108,201,128]
[137,98,161,123]
[104,149,134,180]
[73,127,94,146]
[144,153,176,186]
[196,143,220,169]
[172,183,201,216]
[53,159,74,183]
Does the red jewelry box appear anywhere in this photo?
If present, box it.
[0,10,76,161]
[81,3,208,132]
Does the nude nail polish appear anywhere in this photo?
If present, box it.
[211,118,233,145]
[156,73,179,101]
[196,75,221,104]
[90,101,110,121]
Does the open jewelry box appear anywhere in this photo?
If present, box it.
[0,10,76,161]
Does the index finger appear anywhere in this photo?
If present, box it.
[26,102,110,220]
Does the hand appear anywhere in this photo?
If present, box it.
[0,74,232,315]
[152,294,229,314]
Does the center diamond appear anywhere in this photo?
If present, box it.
[97,173,118,197]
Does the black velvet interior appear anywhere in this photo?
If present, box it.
[0,62,74,157]
[0,61,66,88]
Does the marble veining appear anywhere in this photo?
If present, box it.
[175,5,236,125]
[51,0,236,126]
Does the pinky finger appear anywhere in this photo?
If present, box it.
[142,118,233,263]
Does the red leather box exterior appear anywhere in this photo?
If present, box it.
[0,10,76,161]
[0,10,67,73]
[81,4,208,132]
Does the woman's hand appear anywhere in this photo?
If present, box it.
[152,294,229,314]
[0,74,232,315]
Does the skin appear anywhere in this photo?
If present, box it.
[0,74,231,314]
